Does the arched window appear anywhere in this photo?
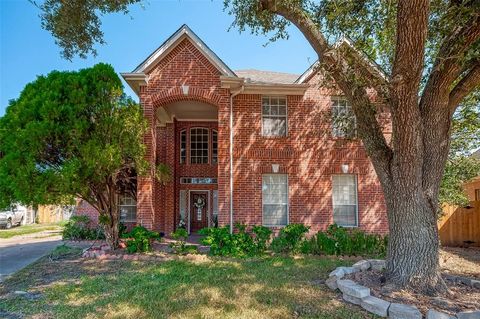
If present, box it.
[212,130,218,164]
[180,129,187,164]
[190,128,209,164]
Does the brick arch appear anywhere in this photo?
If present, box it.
[151,87,224,109]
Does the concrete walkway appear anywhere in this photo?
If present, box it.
[0,231,63,282]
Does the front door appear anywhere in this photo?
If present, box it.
[190,192,208,232]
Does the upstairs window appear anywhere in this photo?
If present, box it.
[212,130,218,164]
[190,128,209,164]
[180,130,187,164]
[119,195,136,222]
[262,96,287,137]
[332,97,356,138]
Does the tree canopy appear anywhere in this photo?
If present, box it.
[0,63,148,247]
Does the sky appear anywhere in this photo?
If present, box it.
[0,0,317,116]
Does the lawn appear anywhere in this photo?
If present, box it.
[0,245,377,319]
[0,223,62,239]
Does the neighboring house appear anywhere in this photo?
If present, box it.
[464,149,480,202]
[76,25,391,235]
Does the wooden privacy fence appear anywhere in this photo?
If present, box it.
[37,205,73,224]
[438,201,480,247]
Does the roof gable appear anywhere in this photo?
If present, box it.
[133,24,235,76]
[295,37,388,84]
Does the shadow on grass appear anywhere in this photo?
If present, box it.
[0,247,376,319]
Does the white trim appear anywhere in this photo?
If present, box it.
[133,25,235,77]
[261,96,288,138]
[331,174,359,228]
[261,174,289,227]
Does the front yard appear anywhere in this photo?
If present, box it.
[0,245,376,319]
[0,223,62,239]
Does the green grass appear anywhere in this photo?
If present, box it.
[0,245,377,319]
[0,223,62,239]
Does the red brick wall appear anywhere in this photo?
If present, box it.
[74,37,389,235]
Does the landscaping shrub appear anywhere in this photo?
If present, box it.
[302,224,388,257]
[270,223,310,253]
[122,226,161,253]
[62,216,105,240]
[170,228,197,254]
[199,223,272,257]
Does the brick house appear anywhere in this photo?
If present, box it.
[76,24,390,235]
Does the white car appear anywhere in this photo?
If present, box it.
[0,206,26,229]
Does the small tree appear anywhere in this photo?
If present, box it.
[0,63,151,249]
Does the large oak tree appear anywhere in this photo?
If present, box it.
[36,0,480,293]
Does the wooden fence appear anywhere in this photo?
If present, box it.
[37,205,73,224]
[438,201,480,247]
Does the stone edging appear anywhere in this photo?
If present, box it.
[326,260,480,319]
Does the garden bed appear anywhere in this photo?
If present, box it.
[345,269,480,316]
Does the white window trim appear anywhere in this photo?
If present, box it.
[261,96,288,137]
[119,195,137,223]
[262,174,289,227]
[180,129,187,164]
[331,174,359,227]
[190,127,210,165]
[211,129,218,164]
[331,96,357,138]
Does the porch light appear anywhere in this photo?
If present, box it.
[341,164,349,174]
[272,164,280,173]
[181,85,189,95]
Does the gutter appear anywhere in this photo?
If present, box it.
[229,85,244,234]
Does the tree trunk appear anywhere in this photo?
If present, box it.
[104,205,120,250]
[382,177,447,294]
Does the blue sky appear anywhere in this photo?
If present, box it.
[0,0,316,116]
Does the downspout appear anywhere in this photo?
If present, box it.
[229,84,244,234]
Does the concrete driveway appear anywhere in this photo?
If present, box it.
[0,232,62,282]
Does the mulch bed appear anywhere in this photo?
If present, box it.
[345,269,480,316]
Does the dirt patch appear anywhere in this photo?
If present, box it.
[346,270,479,316]
[440,247,480,279]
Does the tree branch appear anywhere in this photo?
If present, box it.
[449,63,480,112]
[258,0,393,180]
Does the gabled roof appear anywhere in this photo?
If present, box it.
[132,24,236,76]
[295,37,389,84]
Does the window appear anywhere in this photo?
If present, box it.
[190,128,209,164]
[262,96,287,137]
[179,190,187,222]
[180,177,217,184]
[180,130,187,164]
[476,189,480,201]
[212,130,218,164]
[119,195,136,222]
[262,174,288,226]
[332,97,356,138]
[332,175,358,227]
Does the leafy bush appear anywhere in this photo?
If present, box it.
[170,228,197,254]
[62,215,105,240]
[270,223,310,253]
[302,224,388,257]
[122,226,161,253]
[199,223,272,257]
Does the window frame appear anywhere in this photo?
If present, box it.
[118,195,137,223]
[331,96,357,138]
[261,96,288,137]
[331,174,359,227]
[179,129,187,164]
[262,174,289,227]
[189,127,210,164]
[211,129,218,165]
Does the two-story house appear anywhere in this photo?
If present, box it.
[76,24,389,235]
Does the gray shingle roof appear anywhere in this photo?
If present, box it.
[235,69,300,84]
